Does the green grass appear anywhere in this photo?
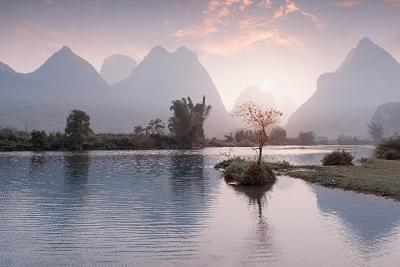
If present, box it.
[281,159,400,199]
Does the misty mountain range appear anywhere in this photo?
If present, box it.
[1,37,400,139]
[0,45,237,136]
[233,85,297,124]
[286,37,400,138]
[100,55,137,84]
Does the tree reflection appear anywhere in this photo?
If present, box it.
[232,183,275,260]
[232,184,273,224]
[169,153,206,196]
[63,152,90,186]
[30,152,47,168]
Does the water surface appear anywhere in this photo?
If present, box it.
[2,146,400,266]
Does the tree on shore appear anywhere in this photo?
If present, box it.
[65,110,93,150]
[145,118,165,136]
[298,131,315,145]
[270,126,287,145]
[168,96,212,147]
[233,101,282,167]
[31,130,47,150]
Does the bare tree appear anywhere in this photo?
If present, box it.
[233,101,282,167]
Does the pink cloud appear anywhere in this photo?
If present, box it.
[199,29,302,56]
[335,0,362,8]
[175,18,220,37]
[174,0,318,55]
[385,0,400,6]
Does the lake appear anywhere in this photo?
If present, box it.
[2,146,400,266]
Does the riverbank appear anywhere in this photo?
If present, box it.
[277,159,400,200]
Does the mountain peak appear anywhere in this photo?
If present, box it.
[149,46,168,55]
[0,61,15,73]
[174,46,197,62]
[357,37,375,48]
[30,45,107,89]
[337,37,399,72]
[175,46,194,55]
[234,85,275,109]
[60,45,73,53]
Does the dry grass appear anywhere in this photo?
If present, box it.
[285,159,400,199]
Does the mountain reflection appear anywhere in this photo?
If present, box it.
[314,186,400,248]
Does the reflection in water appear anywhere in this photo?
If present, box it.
[169,153,206,195]
[63,152,90,186]
[4,146,400,267]
[30,153,47,169]
[314,186,400,248]
[232,184,273,224]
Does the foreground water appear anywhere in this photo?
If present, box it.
[2,146,400,266]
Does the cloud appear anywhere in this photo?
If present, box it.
[199,29,303,56]
[335,0,362,8]
[273,0,322,28]
[176,0,241,38]
[175,18,220,37]
[174,0,319,55]
[258,0,273,8]
[273,0,299,18]
[385,0,400,6]
[336,0,400,7]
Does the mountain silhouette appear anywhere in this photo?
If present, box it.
[286,37,400,138]
[0,46,234,136]
[100,54,137,84]
[233,85,297,124]
[371,102,400,137]
[113,46,234,136]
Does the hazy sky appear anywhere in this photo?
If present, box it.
[1,0,400,109]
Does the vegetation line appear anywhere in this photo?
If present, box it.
[275,159,400,200]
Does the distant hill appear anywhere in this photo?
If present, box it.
[0,46,234,136]
[113,46,235,136]
[100,55,137,84]
[234,85,275,108]
[0,61,15,74]
[0,46,113,131]
[233,85,297,124]
[371,102,400,137]
[286,37,400,138]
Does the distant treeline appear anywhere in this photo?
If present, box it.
[0,96,212,151]
[209,129,372,147]
[0,95,373,152]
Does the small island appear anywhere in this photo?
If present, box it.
[215,101,282,186]
[215,107,400,199]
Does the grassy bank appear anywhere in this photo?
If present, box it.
[278,159,400,200]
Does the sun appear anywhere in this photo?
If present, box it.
[260,80,277,93]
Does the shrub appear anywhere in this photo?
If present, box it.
[224,160,276,186]
[321,150,354,166]
[214,157,244,169]
[375,136,400,160]
[268,160,291,171]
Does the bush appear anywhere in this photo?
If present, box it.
[321,150,354,166]
[224,160,276,186]
[268,160,291,171]
[214,157,244,169]
[375,136,400,160]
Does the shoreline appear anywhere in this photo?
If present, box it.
[276,159,400,200]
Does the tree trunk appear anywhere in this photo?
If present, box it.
[258,145,263,167]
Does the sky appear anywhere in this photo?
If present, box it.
[0,0,400,109]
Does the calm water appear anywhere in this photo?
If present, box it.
[2,146,400,266]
